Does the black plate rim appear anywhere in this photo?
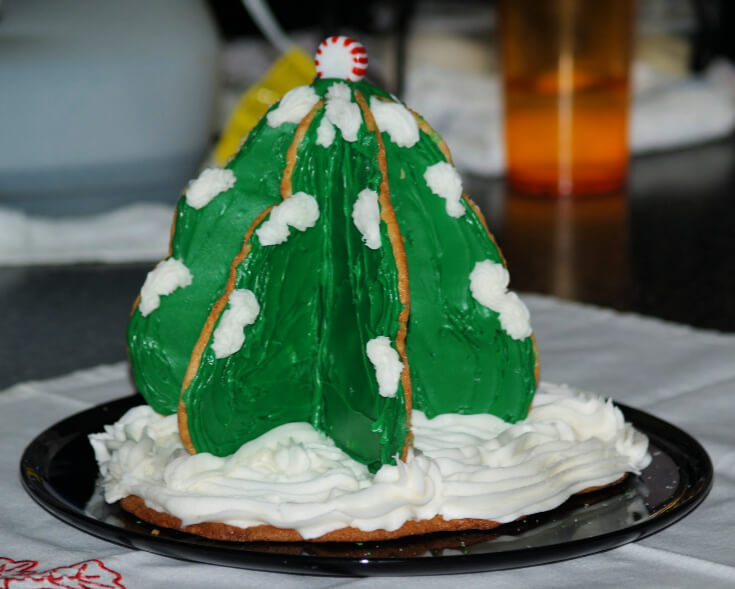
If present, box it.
[20,394,713,576]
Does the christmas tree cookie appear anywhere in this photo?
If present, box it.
[127,37,538,472]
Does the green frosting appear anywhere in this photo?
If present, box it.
[127,78,537,471]
[182,100,408,471]
[386,121,536,421]
[127,115,291,415]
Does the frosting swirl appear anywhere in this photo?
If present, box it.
[90,382,650,540]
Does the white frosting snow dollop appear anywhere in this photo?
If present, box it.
[256,193,320,246]
[352,188,381,249]
[211,289,260,359]
[469,260,532,340]
[90,383,650,540]
[185,168,236,209]
[324,82,362,142]
[424,162,465,218]
[138,258,192,317]
[369,97,419,147]
[316,115,336,147]
[366,336,403,398]
[266,86,320,128]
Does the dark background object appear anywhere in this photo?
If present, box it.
[691,0,735,70]
[206,0,412,39]
[208,0,735,91]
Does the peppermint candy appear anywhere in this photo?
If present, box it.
[315,36,368,81]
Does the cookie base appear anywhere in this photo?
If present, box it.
[120,478,624,543]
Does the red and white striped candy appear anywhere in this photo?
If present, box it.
[315,36,368,81]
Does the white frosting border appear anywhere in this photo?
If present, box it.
[90,383,650,540]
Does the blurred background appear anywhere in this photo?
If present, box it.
[1,0,734,386]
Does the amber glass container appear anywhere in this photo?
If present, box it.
[500,0,634,196]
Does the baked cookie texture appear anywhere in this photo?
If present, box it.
[120,475,625,543]
[127,54,537,473]
[120,495,505,542]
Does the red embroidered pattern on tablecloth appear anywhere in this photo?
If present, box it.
[0,557,125,589]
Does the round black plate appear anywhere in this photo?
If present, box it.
[20,394,712,576]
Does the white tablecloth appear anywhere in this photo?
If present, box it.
[2,296,734,587]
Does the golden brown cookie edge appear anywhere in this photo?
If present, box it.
[120,475,627,544]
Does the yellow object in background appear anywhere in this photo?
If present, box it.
[213,47,316,166]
